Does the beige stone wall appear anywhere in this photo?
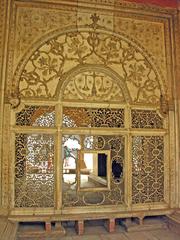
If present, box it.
[8,1,170,99]
[177,8,180,208]
[0,0,179,216]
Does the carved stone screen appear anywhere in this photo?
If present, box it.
[16,105,55,127]
[11,9,168,212]
[62,135,124,207]
[0,0,176,223]
[131,110,163,129]
[13,105,166,209]
[15,133,55,207]
[63,107,124,128]
[132,136,164,204]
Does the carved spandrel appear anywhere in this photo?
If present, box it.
[114,17,166,81]
[14,6,77,67]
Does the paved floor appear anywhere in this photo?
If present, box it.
[17,219,180,240]
[60,227,180,240]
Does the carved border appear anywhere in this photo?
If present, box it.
[0,0,6,210]
[14,0,177,14]
[58,64,131,102]
[0,0,12,210]
[171,10,180,208]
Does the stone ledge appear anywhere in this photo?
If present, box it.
[120,217,167,232]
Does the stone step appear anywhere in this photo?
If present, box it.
[18,229,66,239]
[121,217,168,232]
[17,222,65,239]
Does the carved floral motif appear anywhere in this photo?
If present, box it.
[18,25,161,104]
[131,109,163,128]
[114,17,166,80]
[14,7,77,66]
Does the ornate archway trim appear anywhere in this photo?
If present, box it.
[12,25,167,104]
[58,64,131,103]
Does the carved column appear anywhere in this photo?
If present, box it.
[0,0,12,212]
[172,6,180,209]
[177,5,180,209]
[104,218,116,233]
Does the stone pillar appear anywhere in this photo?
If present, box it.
[75,220,84,235]
[104,218,115,233]
[45,222,51,232]
[55,222,66,235]
[178,6,180,210]
[135,216,144,225]
[0,0,12,211]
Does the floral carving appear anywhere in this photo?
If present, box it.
[114,17,167,81]
[18,27,161,104]
[14,7,77,65]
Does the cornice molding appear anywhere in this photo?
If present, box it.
[14,0,177,15]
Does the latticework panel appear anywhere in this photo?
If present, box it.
[62,135,124,207]
[16,105,55,127]
[131,110,163,128]
[15,133,55,207]
[132,136,164,204]
[63,107,124,128]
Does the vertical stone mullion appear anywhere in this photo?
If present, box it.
[0,0,12,210]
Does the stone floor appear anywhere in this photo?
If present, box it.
[17,218,180,240]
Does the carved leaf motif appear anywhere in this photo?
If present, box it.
[98,37,122,63]
[19,31,161,104]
